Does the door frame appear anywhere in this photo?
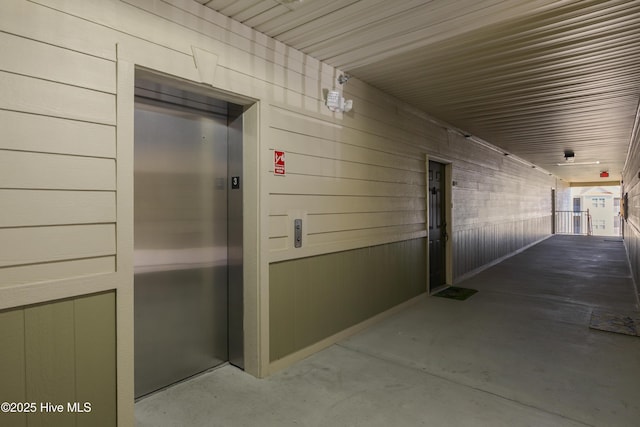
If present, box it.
[425,155,453,293]
[116,50,263,421]
[128,69,260,378]
[132,80,244,397]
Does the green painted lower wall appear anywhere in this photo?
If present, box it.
[0,291,116,427]
[270,238,426,362]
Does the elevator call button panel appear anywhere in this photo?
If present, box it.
[294,219,302,248]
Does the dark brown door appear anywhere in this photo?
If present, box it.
[428,161,446,291]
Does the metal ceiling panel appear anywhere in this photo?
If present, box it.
[197,0,640,182]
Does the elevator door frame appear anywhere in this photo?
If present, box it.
[133,75,244,398]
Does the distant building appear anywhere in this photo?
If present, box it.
[572,186,621,236]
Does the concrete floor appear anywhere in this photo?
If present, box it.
[135,235,640,427]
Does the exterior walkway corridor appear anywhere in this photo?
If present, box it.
[135,235,640,427]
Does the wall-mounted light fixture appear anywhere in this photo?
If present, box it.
[326,74,353,113]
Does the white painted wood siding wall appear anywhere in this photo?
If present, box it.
[0,1,557,416]
[0,0,329,288]
[267,103,427,261]
[622,106,640,295]
[268,80,555,263]
[0,27,117,286]
[556,179,572,211]
[0,0,555,282]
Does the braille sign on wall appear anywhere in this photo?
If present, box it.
[274,150,285,175]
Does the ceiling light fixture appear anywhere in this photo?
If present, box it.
[564,150,575,163]
[556,161,600,166]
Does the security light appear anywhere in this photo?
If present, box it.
[325,74,353,113]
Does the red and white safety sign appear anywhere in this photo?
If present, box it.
[274,150,285,175]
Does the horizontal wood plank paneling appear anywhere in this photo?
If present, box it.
[0,151,115,191]
[269,194,425,216]
[268,216,288,239]
[0,0,569,399]
[130,0,288,60]
[268,212,425,238]
[279,152,425,185]
[270,106,426,158]
[622,109,640,294]
[269,128,424,172]
[267,84,555,266]
[0,111,115,158]
[30,0,193,56]
[0,225,116,268]
[269,224,427,257]
[31,0,332,101]
[123,0,326,79]
[305,223,427,243]
[0,0,117,60]
[343,81,450,142]
[0,257,116,288]
[0,71,115,125]
[0,31,116,94]
[0,190,115,228]
[308,211,425,234]
[0,2,119,294]
[267,101,428,262]
[0,0,558,280]
[268,174,425,198]
[555,179,572,211]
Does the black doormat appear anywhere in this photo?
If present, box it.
[434,286,478,301]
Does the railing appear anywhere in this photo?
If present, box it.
[555,210,592,235]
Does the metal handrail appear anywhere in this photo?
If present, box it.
[555,210,592,235]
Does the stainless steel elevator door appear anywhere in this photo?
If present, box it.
[134,99,228,398]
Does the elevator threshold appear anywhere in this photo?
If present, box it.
[135,362,230,402]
